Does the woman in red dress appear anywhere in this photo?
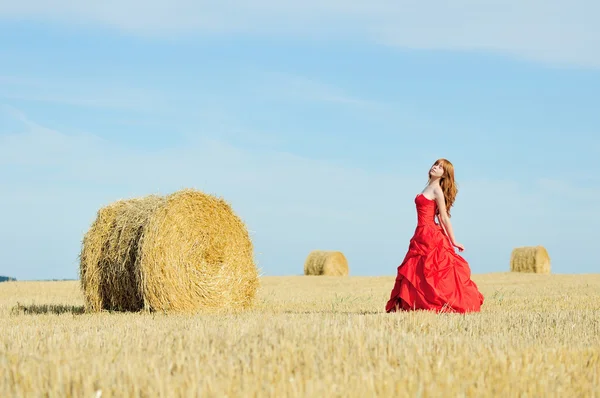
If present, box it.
[386,159,484,313]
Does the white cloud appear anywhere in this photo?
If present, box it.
[0,107,597,280]
[1,1,599,67]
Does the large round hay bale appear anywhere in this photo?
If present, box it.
[304,250,349,276]
[510,246,551,274]
[79,189,259,312]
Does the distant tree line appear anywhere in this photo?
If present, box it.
[0,276,78,282]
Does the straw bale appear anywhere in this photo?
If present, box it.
[304,250,349,276]
[79,200,129,312]
[510,246,551,274]
[79,189,258,312]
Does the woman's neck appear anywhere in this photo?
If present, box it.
[428,178,441,188]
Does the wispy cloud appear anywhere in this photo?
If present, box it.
[260,72,376,107]
[0,107,418,278]
[1,106,597,279]
[0,75,165,111]
[1,1,598,67]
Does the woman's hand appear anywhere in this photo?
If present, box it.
[454,242,465,252]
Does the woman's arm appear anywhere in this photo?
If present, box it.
[434,187,464,252]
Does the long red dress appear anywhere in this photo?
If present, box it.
[386,193,484,313]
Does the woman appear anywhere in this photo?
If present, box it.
[385,159,484,313]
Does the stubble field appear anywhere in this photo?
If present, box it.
[1,273,599,397]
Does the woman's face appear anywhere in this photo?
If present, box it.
[429,162,444,178]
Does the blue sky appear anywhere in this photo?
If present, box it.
[0,1,599,280]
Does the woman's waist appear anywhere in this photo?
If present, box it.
[416,220,440,228]
[410,223,449,247]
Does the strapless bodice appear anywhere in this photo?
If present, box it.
[415,193,437,227]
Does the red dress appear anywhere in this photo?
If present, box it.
[386,193,484,313]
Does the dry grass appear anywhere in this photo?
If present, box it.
[510,246,551,274]
[1,273,599,397]
[304,250,349,276]
[79,189,259,313]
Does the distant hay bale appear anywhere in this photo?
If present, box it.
[79,189,259,313]
[510,246,551,274]
[304,250,349,276]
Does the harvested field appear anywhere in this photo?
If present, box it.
[1,273,599,397]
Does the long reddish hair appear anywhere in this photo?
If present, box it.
[428,158,458,217]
